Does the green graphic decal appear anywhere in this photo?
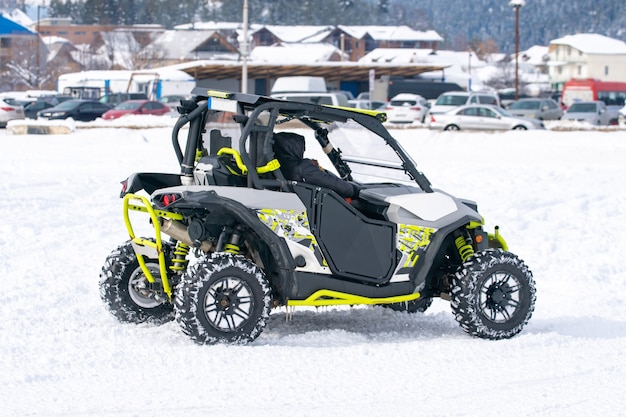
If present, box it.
[257,209,326,265]
[397,225,435,268]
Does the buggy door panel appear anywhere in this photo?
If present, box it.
[292,182,396,283]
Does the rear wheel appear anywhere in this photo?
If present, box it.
[99,240,175,325]
[512,125,528,130]
[450,249,535,339]
[444,124,460,131]
[175,253,271,345]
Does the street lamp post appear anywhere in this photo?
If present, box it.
[467,49,472,92]
[241,0,249,93]
[509,0,525,100]
[36,4,41,87]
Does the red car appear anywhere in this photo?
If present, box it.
[102,100,171,120]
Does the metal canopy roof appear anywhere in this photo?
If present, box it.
[174,61,448,82]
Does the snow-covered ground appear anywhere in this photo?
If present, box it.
[1,118,626,416]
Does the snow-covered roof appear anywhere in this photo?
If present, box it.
[517,45,549,66]
[58,69,194,84]
[261,25,334,43]
[1,8,33,27]
[151,29,238,61]
[550,33,626,55]
[174,21,258,31]
[339,25,443,42]
[360,48,483,68]
[0,13,34,35]
[250,43,342,63]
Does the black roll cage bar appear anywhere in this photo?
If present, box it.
[170,90,433,193]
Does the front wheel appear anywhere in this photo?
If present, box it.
[99,240,175,325]
[450,249,535,340]
[175,253,271,345]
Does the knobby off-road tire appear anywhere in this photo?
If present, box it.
[384,297,433,314]
[450,249,536,340]
[174,253,271,345]
[99,240,175,325]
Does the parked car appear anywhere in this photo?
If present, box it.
[99,92,148,107]
[0,98,25,127]
[428,104,544,131]
[508,98,563,120]
[102,100,171,120]
[384,93,429,123]
[158,94,192,112]
[428,91,501,117]
[271,92,351,107]
[561,101,619,126]
[23,95,73,119]
[37,99,111,121]
[348,98,386,110]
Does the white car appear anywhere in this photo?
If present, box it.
[428,104,544,131]
[349,98,386,110]
[428,91,501,118]
[384,93,429,123]
[0,98,25,127]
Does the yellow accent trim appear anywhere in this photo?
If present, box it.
[256,158,281,174]
[488,227,509,251]
[287,289,421,307]
[206,90,232,99]
[217,148,281,175]
[123,193,181,300]
[324,104,386,117]
[467,220,484,229]
[217,147,248,174]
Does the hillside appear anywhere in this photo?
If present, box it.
[18,0,626,53]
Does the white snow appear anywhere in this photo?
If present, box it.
[1,120,626,416]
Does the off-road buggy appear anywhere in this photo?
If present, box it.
[99,88,536,344]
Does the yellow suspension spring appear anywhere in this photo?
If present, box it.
[170,242,190,273]
[223,243,241,254]
[455,235,475,262]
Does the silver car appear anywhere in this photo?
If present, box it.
[428,104,544,131]
[0,98,25,127]
[561,101,617,126]
[508,98,563,120]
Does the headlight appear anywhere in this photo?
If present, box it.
[51,112,66,117]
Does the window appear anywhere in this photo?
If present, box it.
[478,95,498,105]
[605,66,609,76]
[460,107,478,116]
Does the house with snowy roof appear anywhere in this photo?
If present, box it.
[547,33,626,90]
[0,12,43,90]
[249,25,443,62]
[148,29,241,64]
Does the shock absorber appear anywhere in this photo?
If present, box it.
[170,241,190,273]
[217,227,242,255]
[454,231,475,262]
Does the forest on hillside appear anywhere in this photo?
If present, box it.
[12,0,626,53]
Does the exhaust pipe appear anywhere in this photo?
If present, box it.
[159,218,213,253]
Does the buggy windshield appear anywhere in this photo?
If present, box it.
[323,120,416,185]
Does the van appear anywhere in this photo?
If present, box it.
[270,76,327,94]
[270,92,351,107]
[428,91,501,116]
